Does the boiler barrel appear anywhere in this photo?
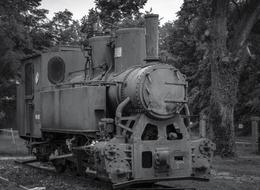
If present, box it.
[108,64,188,119]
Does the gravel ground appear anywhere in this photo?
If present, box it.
[0,160,109,190]
[0,157,259,190]
[0,179,21,190]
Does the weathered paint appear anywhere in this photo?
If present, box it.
[145,14,159,61]
[132,114,191,179]
[40,50,86,88]
[89,36,113,78]
[114,28,146,73]
[18,56,42,138]
[108,64,187,119]
[17,47,86,138]
[41,86,106,133]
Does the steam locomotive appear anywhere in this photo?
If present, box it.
[17,14,215,189]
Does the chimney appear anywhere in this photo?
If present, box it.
[145,14,159,62]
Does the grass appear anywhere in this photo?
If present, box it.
[213,156,260,176]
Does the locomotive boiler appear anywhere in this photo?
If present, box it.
[17,14,215,188]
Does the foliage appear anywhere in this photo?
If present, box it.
[94,0,147,29]
[81,8,100,39]
[161,0,260,122]
[161,0,260,156]
[26,8,53,50]
[0,0,45,127]
[80,1,148,40]
[235,33,260,125]
[49,9,82,46]
[160,0,212,115]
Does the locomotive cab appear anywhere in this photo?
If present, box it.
[17,47,86,139]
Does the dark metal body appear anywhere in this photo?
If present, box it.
[17,47,86,138]
[17,14,215,189]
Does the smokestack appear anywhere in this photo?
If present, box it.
[145,14,159,62]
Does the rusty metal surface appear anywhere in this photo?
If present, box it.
[40,51,86,88]
[131,114,192,180]
[18,49,86,138]
[145,14,159,62]
[18,57,42,138]
[41,86,106,132]
[89,36,113,78]
[109,64,187,119]
[113,176,207,189]
[114,28,146,72]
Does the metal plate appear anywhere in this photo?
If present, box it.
[142,68,186,117]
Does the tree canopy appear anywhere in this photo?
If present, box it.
[94,0,147,28]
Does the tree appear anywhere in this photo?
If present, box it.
[0,0,49,80]
[160,0,260,156]
[159,0,211,116]
[94,0,147,29]
[0,0,45,86]
[80,1,148,40]
[0,0,45,127]
[25,8,54,50]
[50,9,82,45]
[81,8,100,39]
[235,30,260,128]
[208,0,260,156]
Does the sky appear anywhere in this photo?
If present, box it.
[39,0,183,24]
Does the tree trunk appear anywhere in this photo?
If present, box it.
[208,0,260,157]
[209,0,238,157]
[210,102,236,156]
[209,61,238,156]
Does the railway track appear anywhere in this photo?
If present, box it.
[15,159,56,173]
[14,158,196,190]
